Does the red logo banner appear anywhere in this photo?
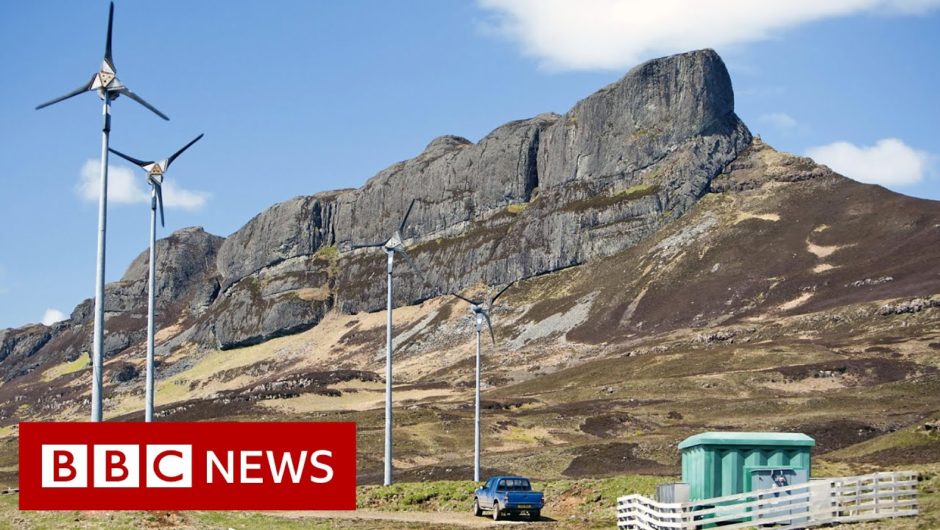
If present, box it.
[19,422,356,510]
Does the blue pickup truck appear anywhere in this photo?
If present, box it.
[473,476,544,521]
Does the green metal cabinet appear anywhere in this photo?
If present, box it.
[678,432,815,501]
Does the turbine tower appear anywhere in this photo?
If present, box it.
[349,199,427,486]
[109,134,203,422]
[453,283,512,482]
[36,2,169,422]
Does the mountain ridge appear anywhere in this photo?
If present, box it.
[1,49,938,453]
[3,48,753,352]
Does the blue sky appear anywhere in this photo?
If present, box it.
[1,0,938,329]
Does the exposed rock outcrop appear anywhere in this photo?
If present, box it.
[709,137,836,193]
[0,227,223,373]
[332,49,750,314]
[198,254,334,349]
[109,226,224,317]
[216,193,344,291]
[0,325,51,365]
[6,49,755,359]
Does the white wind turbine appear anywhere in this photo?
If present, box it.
[453,283,512,482]
[349,199,428,486]
[108,134,203,422]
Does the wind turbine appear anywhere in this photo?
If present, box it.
[108,134,203,422]
[349,199,427,486]
[453,283,512,482]
[36,2,169,422]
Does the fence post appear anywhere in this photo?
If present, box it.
[875,472,881,516]
[616,471,916,530]
[891,471,898,517]
[856,476,861,516]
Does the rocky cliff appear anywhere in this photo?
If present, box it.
[0,228,222,381]
[199,48,750,348]
[4,47,926,375]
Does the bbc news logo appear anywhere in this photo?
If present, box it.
[42,444,195,488]
[40,445,335,489]
[20,422,356,510]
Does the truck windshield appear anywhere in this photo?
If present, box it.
[497,479,531,491]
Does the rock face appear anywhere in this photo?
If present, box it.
[108,227,224,317]
[0,326,51,365]
[197,49,750,345]
[709,137,836,193]
[216,193,344,291]
[0,227,223,377]
[537,49,736,189]
[3,48,753,359]
[99,227,223,356]
[62,227,224,329]
[332,49,750,313]
[198,254,334,349]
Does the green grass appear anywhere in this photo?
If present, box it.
[560,184,661,213]
[359,480,477,512]
[356,474,672,526]
[0,494,446,530]
[194,511,341,529]
[505,203,528,215]
[314,245,340,277]
[544,474,672,507]
[314,244,339,261]
[631,127,663,139]
[40,355,89,382]
[827,426,938,460]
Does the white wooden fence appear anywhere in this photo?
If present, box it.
[617,471,918,530]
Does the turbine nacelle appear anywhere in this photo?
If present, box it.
[34,2,169,121]
[92,60,117,90]
[452,283,513,346]
[108,134,204,227]
[90,62,128,102]
[384,231,404,252]
[348,199,429,284]
[144,161,168,180]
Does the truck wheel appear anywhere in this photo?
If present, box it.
[473,498,482,516]
[530,509,541,521]
[493,502,501,521]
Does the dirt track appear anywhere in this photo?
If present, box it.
[282,509,551,528]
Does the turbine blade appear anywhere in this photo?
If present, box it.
[166,133,204,169]
[451,293,481,306]
[116,87,169,120]
[489,282,513,307]
[483,311,496,346]
[35,76,95,110]
[104,2,115,68]
[156,184,165,227]
[398,249,427,286]
[108,148,152,168]
[398,199,416,233]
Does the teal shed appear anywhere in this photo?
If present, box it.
[679,432,815,501]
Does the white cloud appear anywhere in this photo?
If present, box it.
[41,308,67,326]
[806,138,932,186]
[78,159,147,204]
[759,112,798,129]
[161,180,210,209]
[478,0,940,70]
[77,159,209,210]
